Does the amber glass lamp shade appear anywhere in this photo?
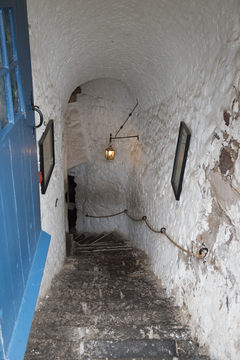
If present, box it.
[105,144,115,160]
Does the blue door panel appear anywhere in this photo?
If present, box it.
[0,345,3,360]
[10,126,31,282]
[0,140,25,308]
[0,191,16,349]
[22,122,40,253]
[0,322,6,360]
[0,0,47,357]
[23,129,39,259]
[0,122,41,352]
[21,126,35,259]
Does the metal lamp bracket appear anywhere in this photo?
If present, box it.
[109,133,139,143]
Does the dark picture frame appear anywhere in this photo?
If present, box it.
[171,121,191,200]
[39,120,55,194]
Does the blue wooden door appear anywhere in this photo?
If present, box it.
[0,1,49,359]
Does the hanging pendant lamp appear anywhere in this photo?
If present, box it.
[105,142,115,160]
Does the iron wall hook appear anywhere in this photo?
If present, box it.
[32,105,44,128]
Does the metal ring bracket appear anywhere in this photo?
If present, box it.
[32,105,44,128]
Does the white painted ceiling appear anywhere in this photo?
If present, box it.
[27,0,238,108]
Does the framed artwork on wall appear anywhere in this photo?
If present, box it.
[171,121,191,200]
[39,120,55,194]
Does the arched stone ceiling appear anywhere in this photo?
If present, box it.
[27,0,239,109]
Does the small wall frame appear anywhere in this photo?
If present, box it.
[39,120,55,194]
[171,121,191,200]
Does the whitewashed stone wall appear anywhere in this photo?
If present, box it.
[67,78,137,235]
[127,86,240,360]
[27,1,68,298]
[27,0,240,358]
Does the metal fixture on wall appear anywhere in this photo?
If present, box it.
[105,133,139,160]
[32,105,44,128]
[105,100,139,160]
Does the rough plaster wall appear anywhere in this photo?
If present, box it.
[127,94,240,360]
[126,54,240,360]
[67,78,137,235]
[27,0,240,358]
[27,3,67,298]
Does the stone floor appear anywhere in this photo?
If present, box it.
[25,232,210,360]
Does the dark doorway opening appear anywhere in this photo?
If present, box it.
[67,175,77,233]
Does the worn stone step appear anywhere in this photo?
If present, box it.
[74,232,123,245]
[88,324,192,342]
[25,335,209,360]
[81,339,177,359]
[74,248,135,255]
[59,268,151,281]
[74,242,127,250]
[47,287,168,306]
[24,338,79,360]
[69,256,150,265]
[74,232,107,244]
[66,255,150,271]
[72,248,147,259]
[74,233,86,242]
[74,247,136,255]
[45,288,168,305]
[41,292,176,307]
[32,307,181,328]
[74,236,130,242]
[48,283,168,303]
[54,266,154,280]
[81,357,210,360]
[37,299,180,320]
[73,241,129,250]
[49,271,164,288]
[48,280,169,303]
[41,271,172,299]
[68,262,151,275]
[25,324,202,356]
[74,242,133,249]
[29,323,192,343]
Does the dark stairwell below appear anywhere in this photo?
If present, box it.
[25,232,210,360]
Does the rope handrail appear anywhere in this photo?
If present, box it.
[85,209,208,259]
[85,210,126,219]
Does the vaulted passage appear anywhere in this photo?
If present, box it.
[25,233,209,359]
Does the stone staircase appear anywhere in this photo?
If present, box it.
[25,232,210,360]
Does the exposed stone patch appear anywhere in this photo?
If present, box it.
[209,171,238,210]
[198,196,234,274]
[223,110,230,126]
[219,148,234,174]
[231,139,240,153]
[219,139,239,175]
[232,86,240,120]
[222,131,229,141]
